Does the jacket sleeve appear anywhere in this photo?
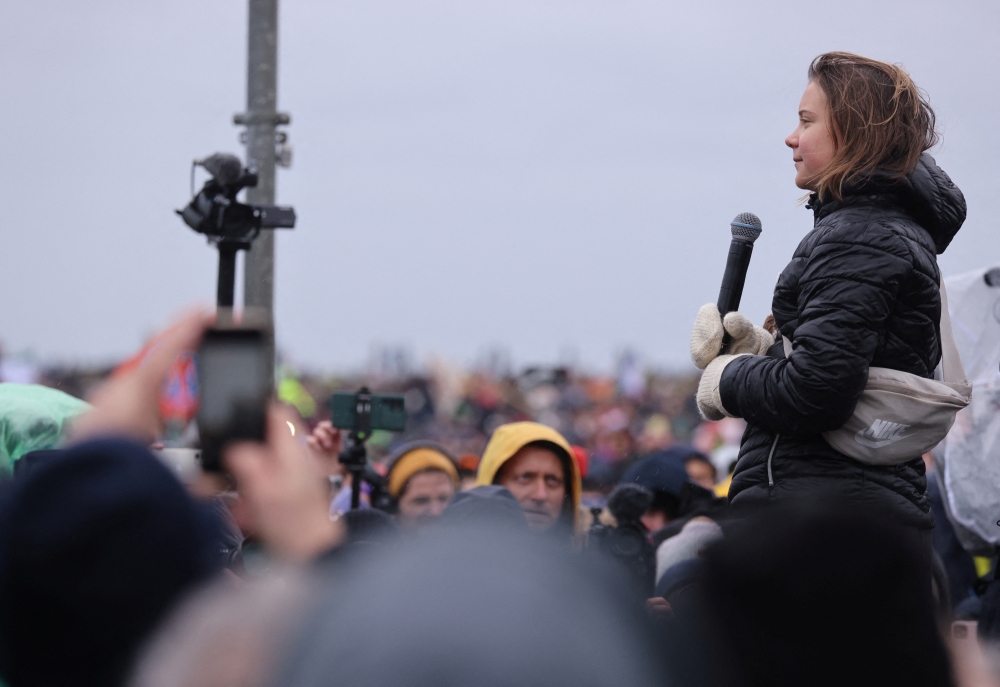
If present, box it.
[718,224,913,435]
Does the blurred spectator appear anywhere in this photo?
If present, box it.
[620,449,691,532]
[570,444,590,479]
[383,441,459,533]
[0,383,90,475]
[0,347,39,385]
[675,501,952,687]
[679,450,717,490]
[655,517,722,583]
[274,523,665,687]
[636,414,673,454]
[34,356,712,499]
[339,508,401,552]
[131,571,317,687]
[440,485,528,530]
[455,453,480,491]
[476,422,581,538]
[0,438,218,687]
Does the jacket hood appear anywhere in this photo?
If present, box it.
[476,422,582,531]
[810,153,966,254]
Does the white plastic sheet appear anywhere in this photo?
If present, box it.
[940,265,1000,554]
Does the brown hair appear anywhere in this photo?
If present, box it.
[807,52,938,200]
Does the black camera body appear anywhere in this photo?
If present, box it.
[589,483,657,599]
[177,154,295,249]
[177,153,296,310]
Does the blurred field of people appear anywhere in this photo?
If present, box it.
[36,354,743,501]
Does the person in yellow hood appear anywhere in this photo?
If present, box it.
[476,422,581,535]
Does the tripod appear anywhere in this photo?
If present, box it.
[337,387,389,510]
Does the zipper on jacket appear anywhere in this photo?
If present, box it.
[766,434,781,488]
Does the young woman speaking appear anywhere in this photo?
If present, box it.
[690,52,966,533]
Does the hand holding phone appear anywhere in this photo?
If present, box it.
[71,311,212,444]
[225,405,345,562]
[306,421,345,477]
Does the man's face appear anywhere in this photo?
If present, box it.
[396,470,455,532]
[497,446,567,530]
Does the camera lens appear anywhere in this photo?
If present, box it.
[611,530,644,557]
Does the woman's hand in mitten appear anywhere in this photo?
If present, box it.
[690,305,775,369]
[690,304,725,369]
[722,311,775,356]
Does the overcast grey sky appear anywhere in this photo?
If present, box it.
[1,0,997,372]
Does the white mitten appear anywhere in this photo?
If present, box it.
[690,304,725,369]
[722,311,775,357]
[696,354,745,421]
[691,305,776,370]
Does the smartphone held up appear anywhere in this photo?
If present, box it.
[196,327,272,472]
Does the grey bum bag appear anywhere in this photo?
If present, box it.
[782,280,972,466]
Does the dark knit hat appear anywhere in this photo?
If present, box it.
[441,485,528,530]
[0,438,216,687]
[621,447,696,497]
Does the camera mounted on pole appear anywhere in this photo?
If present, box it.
[176,153,296,312]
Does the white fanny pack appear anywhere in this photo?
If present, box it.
[782,279,972,466]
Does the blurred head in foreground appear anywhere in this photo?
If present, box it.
[277,523,662,687]
[131,571,316,687]
[0,438,216,687]
[440,484,528,531]
[675,500,952,687]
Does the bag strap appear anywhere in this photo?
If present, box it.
[779,276,968,384]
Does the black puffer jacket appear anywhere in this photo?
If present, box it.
[719,154,966,530]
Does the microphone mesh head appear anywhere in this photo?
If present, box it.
[198,153,244,186]
[731,212,762,243]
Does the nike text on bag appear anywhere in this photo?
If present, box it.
[782,280,972,466]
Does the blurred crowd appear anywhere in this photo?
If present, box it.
[0,320,996,687]
[12,348,745,500]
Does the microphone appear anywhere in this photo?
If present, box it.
[717,212,763,351]
[196,153,245,187]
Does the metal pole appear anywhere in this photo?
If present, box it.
[243,0,278,344]
[214,247,238,327]
[217,247,238,308]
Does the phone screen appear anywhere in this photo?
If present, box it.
[197,329,271,471]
